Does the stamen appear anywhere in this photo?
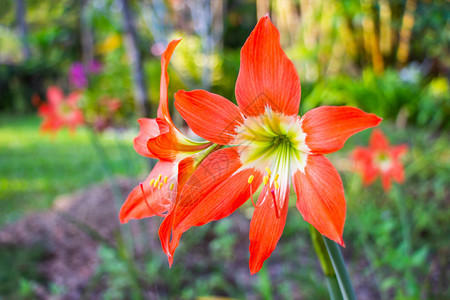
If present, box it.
[149,179,155,186]
[157,174,162,182]
[153,180,159,188]
[274,174,279,181]
[169,183,175,191]
[164,176,168,183]
[249,182,258,208]
[270,189,280,219]
[158,182,163,190]
[139,182,166,217]
[274,181,279,189]
[265,167,272,177]
[263,176,268,185]
[248,175,254,184]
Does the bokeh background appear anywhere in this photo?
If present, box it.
[0,0,449,299]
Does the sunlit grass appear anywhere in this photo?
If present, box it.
[0,114,148,225]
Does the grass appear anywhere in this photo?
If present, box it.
[0,114,147,226]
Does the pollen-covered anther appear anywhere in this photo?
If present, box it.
[274,181,279,189]
[153,179,159,188]
[158,182,163,190]
[157,174,162,182]
[274,174,279,181]
[248,174,259,208]
[169,183,175,191]
[263,176,269,185]
[265,167,272,177]
[163,176,168,183]
[149,179,155,186]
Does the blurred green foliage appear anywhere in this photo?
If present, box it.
[302,69,450,130]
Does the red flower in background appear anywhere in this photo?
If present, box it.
[353,129,408,191]
[172,16,382,274]
[38,86,84,134]
[119,39,217,264]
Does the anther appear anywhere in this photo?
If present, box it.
[265,167,272,176]
[263,176,268,185]
[164,176,168,183]
[149,179,155,186]
[274,174,279,181]
[169,183,175,191]
[153,180,159,188]
[157,174,162,181]
[158,182,163,190]
[248,175,254,184]
[275,181,279,189]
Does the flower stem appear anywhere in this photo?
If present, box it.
[309,225,343,300]
[323,236,356,300]
[390,184,415,295]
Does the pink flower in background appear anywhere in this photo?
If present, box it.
[151,42,166,56]
[353,129,408,191]
[69,62,88,89]
[69,60,102,89]
[88,60,102,74]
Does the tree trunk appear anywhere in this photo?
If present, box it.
[120,0,150,117]
[16,0,30,60]
[397,0,417,67]
[80,0,94,68]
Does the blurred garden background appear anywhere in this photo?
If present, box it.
[0,0,449,299]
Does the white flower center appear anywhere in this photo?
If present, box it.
[375,152,392,172]
[234,108,310,186]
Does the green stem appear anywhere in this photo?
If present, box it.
[323,236,356,300]
[390,185,411,255]
[309,225,343,300]
[257,265,273,300]
[390,184,414,295]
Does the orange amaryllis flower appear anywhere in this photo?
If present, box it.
[352,129,408,191]
[119,39,215,263]
[38,86,84,134]
[172,16,382,274]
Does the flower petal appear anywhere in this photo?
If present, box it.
[172,147,263,232]
[292,155,346,246]
[175,90,244,145]
[249,185,290,275]
[119,161,176,223]
[390,161,405,184]
[158,154,205,265]
[47,86,64,106]
[147,119,211,162]
[66,91,81,105]
[391,144,408,159]
[381,174,392,191]
[352,147,378,185]
[369,129,389,150]
[302,106,382,154]
[157,38,181,123]
[133,118,166,158]
[235,16,301,117]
